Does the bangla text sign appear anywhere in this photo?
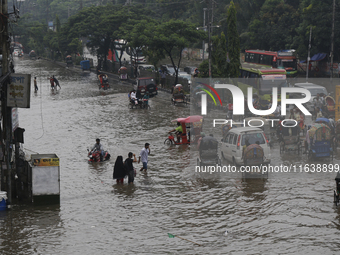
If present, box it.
[7,74,31,108]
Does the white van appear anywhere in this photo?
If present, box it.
[221,127,271,165]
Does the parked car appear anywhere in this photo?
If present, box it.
[134,77,158,97]
[138,64,156,73]
[162,65,180,75]
[184,66,197,75]
[177,72,192,86]
[220,127,271,166]
[293,83,328,113]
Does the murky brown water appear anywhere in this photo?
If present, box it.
[0,58,339,254]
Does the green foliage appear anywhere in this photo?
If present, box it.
[227,1,240,78]
[9,0,340,66]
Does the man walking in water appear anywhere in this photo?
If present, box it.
[53,75,61,89]
[34,77,38,92]
[138,143,150,172]
[49,76,55,89]
[124,152,138,184]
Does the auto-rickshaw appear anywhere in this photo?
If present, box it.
[197,135,221,166]
[306,123,333,159]
[66,55,73,67]
[164,115,203,145]
[118,66,128,81]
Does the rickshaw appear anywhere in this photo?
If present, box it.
[324,95,335,118]
[278,120,302,154]
[118,66,128,81]
[197,136,221,166]
[334,120,340,148]
[172,84,188,105]
[315,117,336,147]
[164,115,203,145]
[306,123,333,159]
[98,73,109,90]
[29,50,36,60]
[334,172,340,206]
[80,60,91,72]
[66,55,73,67]
[242,144,267,178]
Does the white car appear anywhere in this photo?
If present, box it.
[220,127,271,165]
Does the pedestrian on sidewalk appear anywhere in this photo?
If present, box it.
[138,143,150,172]
[160,68,167,88]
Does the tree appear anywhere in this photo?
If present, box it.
[227,1,240,78]
[212,32,228,77]
[143,19,206,83]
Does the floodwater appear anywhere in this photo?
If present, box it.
[0,58,339,254]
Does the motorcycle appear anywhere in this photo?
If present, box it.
[98,74,109,90]
[226,103,233,119]
[87,149,111,162]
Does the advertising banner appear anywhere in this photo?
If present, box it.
[33,158,60,167]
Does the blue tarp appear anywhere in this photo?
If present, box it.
[80,60,90,70]
[300,53,327,63]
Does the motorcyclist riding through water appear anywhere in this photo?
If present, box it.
[91,138,104,161]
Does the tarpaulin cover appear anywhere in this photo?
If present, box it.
[300,53,327,63]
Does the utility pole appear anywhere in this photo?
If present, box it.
[306,26,312,82]
[1,0,13,206]
[202,8,207,61]
[330,0,335,81]
[208,22,212,79]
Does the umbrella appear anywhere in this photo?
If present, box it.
[175,84,183,88]
[172,115,203,123]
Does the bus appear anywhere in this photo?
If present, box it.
[244,49,297,77]
[239,62,288,107]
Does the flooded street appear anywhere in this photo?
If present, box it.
[0,58,340,254]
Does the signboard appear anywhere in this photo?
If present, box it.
[278,52,294,56]
[33,158,60,167]
[262,74,286,80]
[12,108,19,132]
[7,74,31,108]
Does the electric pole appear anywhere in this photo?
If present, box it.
[330,0,335,81]
[306,26,312,82]
[1,0,13,206]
